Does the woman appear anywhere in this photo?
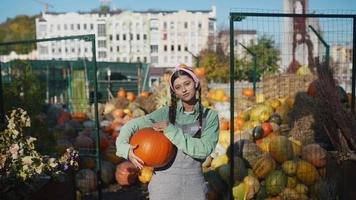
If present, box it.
[116,65,219,200]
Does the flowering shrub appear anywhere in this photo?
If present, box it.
[0,108,79,188]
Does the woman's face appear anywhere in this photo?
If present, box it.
[172,75,197,102]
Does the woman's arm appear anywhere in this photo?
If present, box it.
[163,110,219,160]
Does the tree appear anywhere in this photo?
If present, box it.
[0,15,37,54]
[198,49,229,83]
[235,36,280,81]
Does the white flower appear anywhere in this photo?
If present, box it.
[23,165,29,171]
[9,144,19,159]
[0,154,6,169]
[49,158,58,168]
[22,156,33,165]
[35,163,43,174]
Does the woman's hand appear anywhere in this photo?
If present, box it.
[128,144,144,169]
[152,121,168,132]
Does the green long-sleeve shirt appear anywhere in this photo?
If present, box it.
[116,101,219,160]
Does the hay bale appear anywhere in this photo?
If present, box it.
[287,92,332,148]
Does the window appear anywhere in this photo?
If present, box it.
[77,24,80,30]
[150,45,158,53]
[57,24,61,31]
[39,46,48,54]
[117,46,120,52]
[65,48,68,53]
[130,34,133,40]
[143,57,147,63]
[98,51,107,58]
[97,24,106,37]
[116,34,120,40]
[98,40,106,48]
[171,45,174,51]
[163,22,167,29]
[137,57,140,62]
[58,48,61,53]
[136,34,140,40]
[63,24,67,30]
[123,34,126,40]
[71,48,75,53]
[151,56,158,64]
[39,24,47,33]
[110,47,113,52]
[208,21,214,31]
[164,45,167,51]
[84,24,87,30]
[109,35,113,41]
[163,33,167,40]
[178,45,181,51]
[52,48,55,53]
[84,48,87,53]
[184,22,188,29]
[70,24,74,30]
[198,22,202,29]
[184,46,188,51]
[143,34,147,40]
[164,56,168,63]
[90,24,94,30]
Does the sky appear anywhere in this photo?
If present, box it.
[1,0,356,25]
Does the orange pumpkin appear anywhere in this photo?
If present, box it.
[117,88,126,98]
[234,116,245,131]
[193,67,206,77]
[140,91,150,98]
[129,127,176,168]
[219,119,230,130]
[112,108,125,119]
[57,111,72,125]
[72,112,88,122]
[261,122,273,137]
[242,88,254,97]
[126,92,136,102]
[115,161,139,186]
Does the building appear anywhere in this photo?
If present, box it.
[35,6,216,68]
[282,0,323,72]
[217,30,257,58]
[331,45,353,93]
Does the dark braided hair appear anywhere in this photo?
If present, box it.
[169,69,203,134]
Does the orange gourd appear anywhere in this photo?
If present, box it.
[126,92,136,102]
[129,127,176,168]
[117,88,126,98]
[219,119,230,130]
[261,122,273,137]
[242,88,254,97]
[193,67,206,77]
[112,108,125,119]
[115,161,139,186]
[234,116,245,131]
[72,112,88,122]
[140,91,150,98]
[57,111,72,125]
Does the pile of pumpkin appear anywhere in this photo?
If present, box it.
[53,88,157,195]
[203,96,330,200]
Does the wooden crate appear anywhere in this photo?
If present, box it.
[262,74,316,100]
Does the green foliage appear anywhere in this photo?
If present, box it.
[0,15,36,54]
[236,36,280,82]
[198,36,280,82]
[3,60,46,117]
[199,49,229,83]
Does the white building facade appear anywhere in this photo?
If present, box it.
[218,30,257,59]
[35,6,216,68]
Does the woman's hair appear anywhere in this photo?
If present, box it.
[169,69,203,134]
